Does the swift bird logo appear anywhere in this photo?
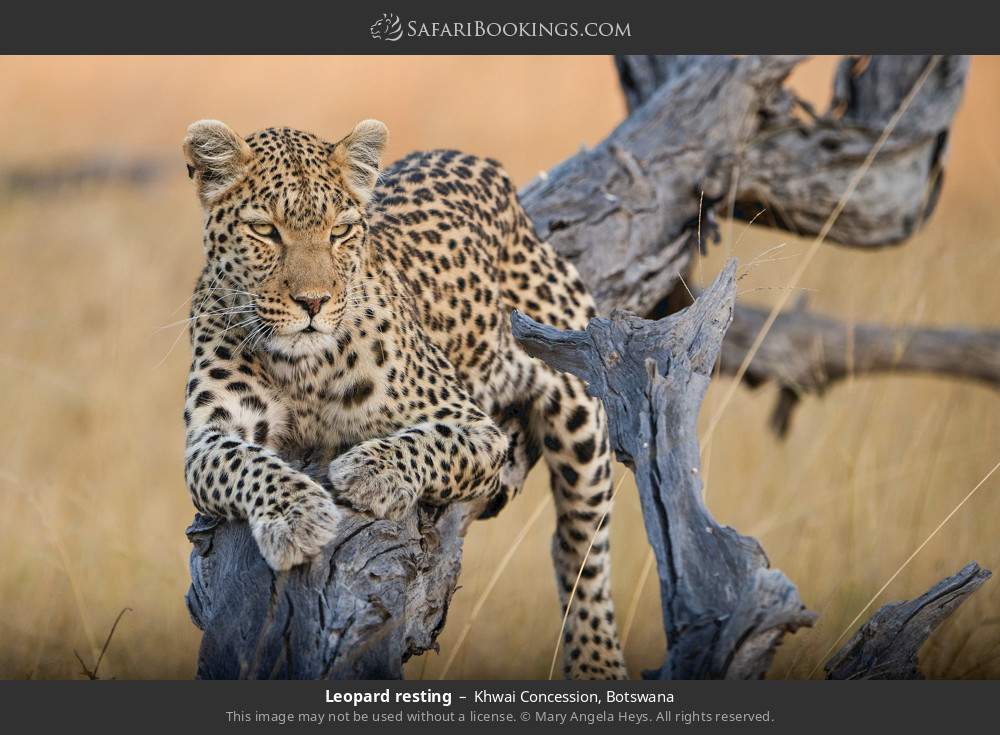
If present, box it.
[370,13,403,42]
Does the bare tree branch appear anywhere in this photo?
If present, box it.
[720,296,1000,436]
[613,56,996,434]
[520,55,803,313]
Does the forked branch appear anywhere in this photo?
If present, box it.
[512,261,817,678]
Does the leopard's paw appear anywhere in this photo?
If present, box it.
[250,485,343,571]
[328,449,418,521]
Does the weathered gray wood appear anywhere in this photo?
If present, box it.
[520,55,802,314]
[613,55,968,248]
[826,562,992,680]
[512,260,816,679]
[720,296,1000,436]
[186,472,481,679]
[615,55,707,113]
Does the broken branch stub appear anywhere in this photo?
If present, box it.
[511,259,816,679]
[826,562,992,680]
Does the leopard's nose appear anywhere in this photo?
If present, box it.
[292,292,331,318]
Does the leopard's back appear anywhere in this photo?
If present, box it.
[369,150,597,391]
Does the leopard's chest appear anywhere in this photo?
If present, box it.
[266,334,403,457]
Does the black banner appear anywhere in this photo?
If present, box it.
[1,680,995,732]
[2,0,999,53]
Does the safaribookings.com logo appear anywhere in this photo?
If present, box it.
[369,13,631,42]
[370,13,404,41]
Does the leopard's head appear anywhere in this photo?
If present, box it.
[183,119,388,356]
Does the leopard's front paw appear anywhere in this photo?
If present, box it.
[250,485,343,571]
[328,448,418,520]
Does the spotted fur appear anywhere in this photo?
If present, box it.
[181,119,625,679]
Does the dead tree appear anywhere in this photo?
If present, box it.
[186,55,993,679]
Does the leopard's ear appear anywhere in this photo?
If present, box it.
[332,119,388,205]
[183,120,252,206]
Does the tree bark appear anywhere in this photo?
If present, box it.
[612,55,968,248]
[519,55,803,314]
[187,484,486,679]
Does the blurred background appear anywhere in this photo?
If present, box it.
[0,56,997,680]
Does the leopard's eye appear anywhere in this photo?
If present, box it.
[249,222,277,239]
[330,223,352,241]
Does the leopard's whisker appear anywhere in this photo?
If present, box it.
[235,321,266,354]
[154,307,257,332]
[217,316,259,338]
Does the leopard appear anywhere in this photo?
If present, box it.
[180,118,626,679]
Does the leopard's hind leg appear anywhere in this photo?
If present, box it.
[533,368,626,679]
[493,196,626,677]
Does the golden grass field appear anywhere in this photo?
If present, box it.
[0,56,997,680]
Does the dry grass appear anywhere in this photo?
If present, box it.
[0,56,997,680]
